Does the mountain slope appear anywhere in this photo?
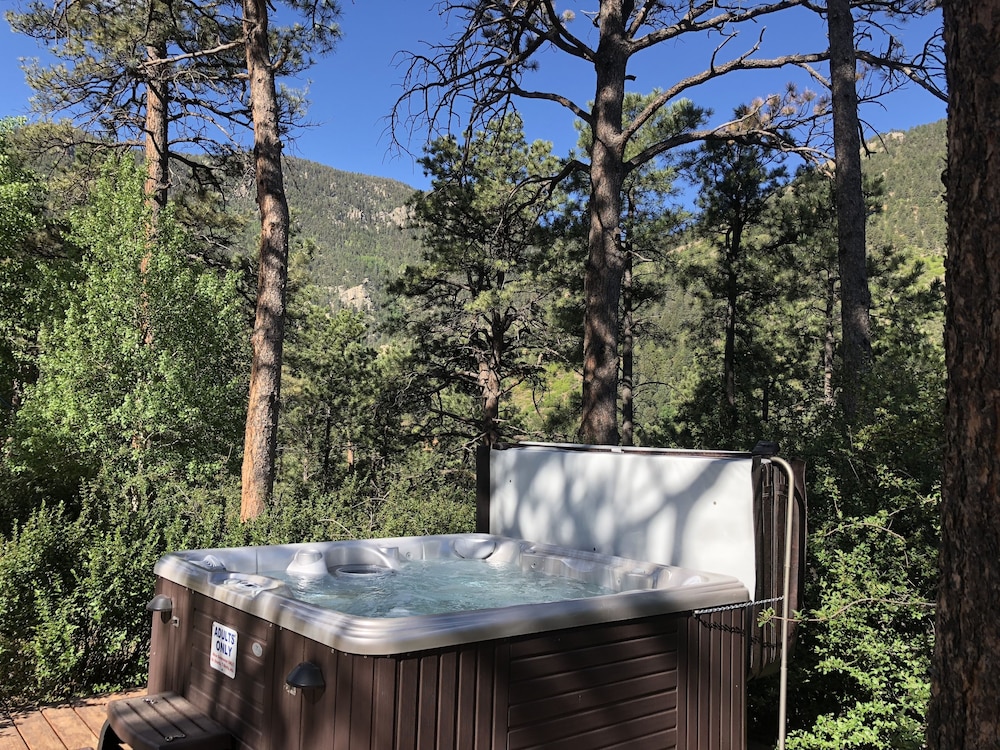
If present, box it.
[264,119,946,311]
[864,119,947,267]
[235,157,424,309]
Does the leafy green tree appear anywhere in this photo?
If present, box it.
[0,118,54,439]
[779,297,942,748]
[6,160,247,503]
[391,114,566,447]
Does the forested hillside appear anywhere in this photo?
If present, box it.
[270,118,946,315]
[233,158,423,309]
[865,119,947,268]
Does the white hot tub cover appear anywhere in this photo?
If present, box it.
[489,442,760,597]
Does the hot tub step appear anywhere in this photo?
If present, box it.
[99,692,232,750]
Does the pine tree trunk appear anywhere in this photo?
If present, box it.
[723,226,741,435]
[478,311,504,448]
[927,1,1000,746]
[240,0,291,521]
[143,0,170,218]
[143,43,169,215]
[823,273,837,405]
[139,18,169,350]
[621,237,634,447]
[581,0,628,446]
[827,0,872,421]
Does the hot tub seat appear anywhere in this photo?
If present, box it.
[99,692,232,750]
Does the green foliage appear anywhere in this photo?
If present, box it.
[0,472,246,706]
[374,448,476,537]
[0,494,170,703]
[245,443,476,546]
[279,287,403,492]
[865,120,947,260]
[667,136,792,448]
[6,160,247,507]
[687,161,945,748]
[389,114,569,445]
[0,118,44,252]
[776,381,940,748]
[0,118,62,438]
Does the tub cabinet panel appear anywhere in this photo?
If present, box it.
[154,585,745,750]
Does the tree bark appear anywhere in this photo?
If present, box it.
[143,41,170,215]
[581,0,629,446]
[927,2,1000,747]
[143,0,170,215]
[137,3,170,350]
[478,310,505,448]
[827,0,872,422]
[621,233,634,447]
[240,0,291,521]
[823,272,837,405]
[724,224,741,435]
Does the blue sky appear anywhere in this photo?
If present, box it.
[2,2,946,190]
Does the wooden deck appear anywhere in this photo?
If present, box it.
[0,690,144,750]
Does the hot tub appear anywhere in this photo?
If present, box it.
[146,533,750,749]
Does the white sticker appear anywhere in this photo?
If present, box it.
[210,621,238,679]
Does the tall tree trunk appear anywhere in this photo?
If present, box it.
[143,0,170,218]
[143,55,169,214]
[320,405,333,489]
[138,8,169,351]
[478,311,504,448]
[927,1,1000,746]
[827,0,872,422]
[137,63,168,352]
[723,227,741,435]
[823,272,837,405]
[240,0,291,521]
[581,0,628,446]
[621,230,634,447]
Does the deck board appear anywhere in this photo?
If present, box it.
[41,707,97,749]
[0,717,30,750]
[11,712,63,750]
[69,706,107,740]
[1,691,143,750]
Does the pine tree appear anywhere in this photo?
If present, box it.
[392,114,565,447]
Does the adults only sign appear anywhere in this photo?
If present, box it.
[210,621,238,678]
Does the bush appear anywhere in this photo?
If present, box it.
[756,357,941,749]
[0,473,244,706]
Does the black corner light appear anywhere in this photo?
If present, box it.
[286,661,325,690]
[146,594,173,613]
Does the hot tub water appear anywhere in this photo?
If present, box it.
[266,557,617,618]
